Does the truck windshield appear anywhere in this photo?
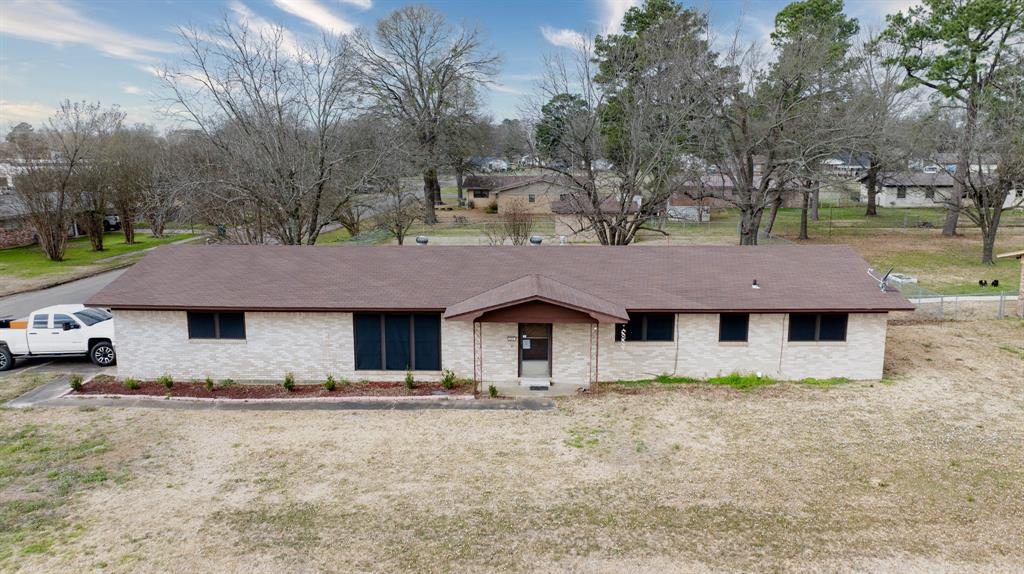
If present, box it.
[73,308,112,326]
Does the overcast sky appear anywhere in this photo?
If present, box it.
[0,0,918,132]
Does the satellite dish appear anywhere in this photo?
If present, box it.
[867,267,895,292]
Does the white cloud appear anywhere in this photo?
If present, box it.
[338,0,372,9]
[230,1,303,58]
[540,26,586,49]
[600,0,640,35]
[489,83,525,96]
[0,0,177,63]
[0,100,56,127]
[122,85,145,95]
[270,0,354,35]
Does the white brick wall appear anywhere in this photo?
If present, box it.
[113,310,888,384]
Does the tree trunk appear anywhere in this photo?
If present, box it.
[149,215,165,238]
[810,187,820,221]
[122,219,135,245]
[798,191,810,240]
[82,213,104,251]
[738,207,763,245]
[455,169,465,207]
[942,100,978,236]
[865,161,879,216]
[422,167,439,224]
[763,189,783,236]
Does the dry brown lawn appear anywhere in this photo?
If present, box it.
[2,318,1023,573]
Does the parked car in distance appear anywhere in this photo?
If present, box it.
[103,215,121,232]
[0,304,116,370]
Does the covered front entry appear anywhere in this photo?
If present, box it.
[443,274,629,392]
[518,323,551,379]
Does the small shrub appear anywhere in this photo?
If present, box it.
[69,374,84,392]
[706,372,775,391]
[157,374,173,389]
[485,201,498,214]
[204,376,215,392]
[123,378,141,390]
[440,369,457,390]
[323,375,337,392]
[466,199,475,209]
[488,384,498,398]
[404,370,415,389]
[283,372,296,392]
[219,378,235,388]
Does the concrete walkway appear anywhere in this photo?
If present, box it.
[6,376,556,411]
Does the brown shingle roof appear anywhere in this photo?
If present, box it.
[87,245,913,313]
[443,274,629,323]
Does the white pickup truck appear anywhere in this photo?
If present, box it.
[0,304,116,371]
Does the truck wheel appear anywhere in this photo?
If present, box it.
[90,341,116,367]
[0,347,13,371]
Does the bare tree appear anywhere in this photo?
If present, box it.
[924,63,1024,264]
[501,199,535,245]
[529,4,714,245]
[12,100,123,260]
[376,180,422,245]
[351,5,499,224]
[159,17,378,244]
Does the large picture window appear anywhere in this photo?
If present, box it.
[718,313,749,342]
[615,313,674,342]
[788,313,847,342]
[187,312,246,339]
[354,313,441,371]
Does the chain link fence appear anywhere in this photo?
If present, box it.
[899,283,1021,320]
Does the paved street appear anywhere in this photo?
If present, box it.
[0,268,126,320]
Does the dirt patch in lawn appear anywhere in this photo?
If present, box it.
[77,376,473,398]
[3,318,1022,573]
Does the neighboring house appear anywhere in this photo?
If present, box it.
[859,171,1023,208]
[87,244,913,393]
[463,174,575,214]
[0,193,35,249]
[666,195,711,222]
[550,194,641,241]
[671,175,804,208]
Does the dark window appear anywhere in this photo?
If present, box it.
[32,315,49,329]
[354,313,441,371]
[719,313,749,342]
[528,194,536,203]
[896,186,907,199]
[788,313,847,342]
[818,313,848,341]
[53,314,76,329]
[559,193,569,201]
[354,314,383,370]
[473,190,489,199]
[74,308,111,326]
[924,187,935,199]
[187,312,245,339]
[615,313,674,342]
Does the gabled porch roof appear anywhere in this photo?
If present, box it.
[443,274,629,324]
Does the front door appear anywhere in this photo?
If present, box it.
[519,323,551,379]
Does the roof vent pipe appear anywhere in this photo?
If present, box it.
[752,279,760,289]
[415,236,428,245]
[529,235,543,245]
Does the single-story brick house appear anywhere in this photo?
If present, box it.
[87,245,913,393]
[463,174,574,214]
[860,171,1023,208]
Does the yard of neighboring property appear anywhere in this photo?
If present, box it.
[2,317,1021,572]
[0,232,195,296]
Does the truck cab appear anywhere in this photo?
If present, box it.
[0,304,116,371]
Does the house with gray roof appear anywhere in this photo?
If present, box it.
[88,244,912,393]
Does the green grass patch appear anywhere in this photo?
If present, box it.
[706,373,776,390]
[0,232,194,279]
[564,426,602,449]
[798,377,852,387]
[605,374,699,387]
[0,424,121,565]
[999,346,1024,360]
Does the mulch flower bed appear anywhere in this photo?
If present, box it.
[77,375,474,399]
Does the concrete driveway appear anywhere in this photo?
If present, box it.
[0,355,115,379]
[0,268,127,320]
